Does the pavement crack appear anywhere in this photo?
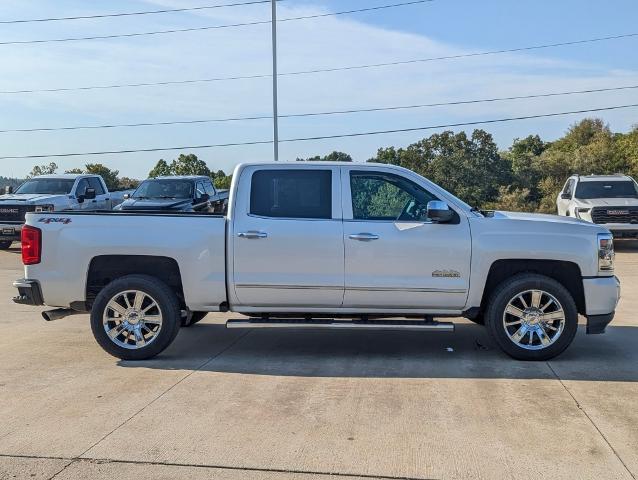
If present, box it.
[76,330,251,459]
[546,361,636,480]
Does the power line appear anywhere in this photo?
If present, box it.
[0,1,433,45]
[1,103,636,160]
[2,32,636,94]
[2,84,637,134]
[0,1,276,24]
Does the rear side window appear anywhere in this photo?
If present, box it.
[250,169,332,219]
[87,177,105,195]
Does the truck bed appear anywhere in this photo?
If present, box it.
[25,211,227,311]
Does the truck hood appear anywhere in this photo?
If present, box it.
[489,210,603,229]
[0,193,67,203]
[117,198,193,211]
[574,197,638,207]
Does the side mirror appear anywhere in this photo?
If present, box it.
[427,200,454,223]
[4,185,13,194]
[123,193,130,200]
[560,192,571,200]
[198,194,210,203]
[84,188,96,200]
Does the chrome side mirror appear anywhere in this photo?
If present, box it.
[560,192,571,200]
[123,193,130,200]
[427,200,453,223]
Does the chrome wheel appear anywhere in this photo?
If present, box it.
[502,289,565,351]
[102,290,163,350]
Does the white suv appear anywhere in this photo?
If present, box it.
[557,174,638,238]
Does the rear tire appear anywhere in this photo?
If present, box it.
[485,273,578,361]
[0,240,13,249]
[90,275,181,360]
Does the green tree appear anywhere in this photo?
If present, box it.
[297,151,353,162]
[84,164,120,191]
[118,177,141,190]
[212,170,232,189]
[27,162,58,178]
[171,154,211,176]
[148,159,172,178]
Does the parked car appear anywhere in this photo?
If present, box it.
[557,174,638,238]
[13,162,619,361]
[114,176,228,213]
[0,174,129,249]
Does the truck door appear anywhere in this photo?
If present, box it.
[87,177,109,210]
[341,167,471,310]
[231,166,344,308]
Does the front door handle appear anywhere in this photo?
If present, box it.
[349,233,379,241]
[238,231,268,239]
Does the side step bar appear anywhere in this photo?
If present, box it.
[226,318,454,331]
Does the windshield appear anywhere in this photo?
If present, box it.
[15,178,75,195]
[133,180,194,199]
[575,180,638,199]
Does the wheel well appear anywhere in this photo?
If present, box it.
[481,259,586,315]
[86,255,184,308]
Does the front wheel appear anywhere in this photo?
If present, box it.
[485,273,578,361]
[90,275,181,360]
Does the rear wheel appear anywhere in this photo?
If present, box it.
[485,273,578,360]
[90,275,181,360]
[0,240,13,249]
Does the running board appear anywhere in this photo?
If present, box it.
[226,318,454,331]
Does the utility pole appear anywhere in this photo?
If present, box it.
[271,0,279,161]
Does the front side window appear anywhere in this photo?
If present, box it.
[575,180,638,199]
[76,179,90,196]
[87,177,105,195]
[15,179,75,195]
[203,181,216,196]
[563,179,575,196]
[350,171,439,221]
[250,169,332,219]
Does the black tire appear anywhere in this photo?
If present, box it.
[0,240,13,249]
[90,275,181,360]
[485,273,578,361]
[181,311,207,327]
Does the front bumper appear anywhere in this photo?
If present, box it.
[0,223,22,241]
[12,279,44,306]
[583,276,620,334]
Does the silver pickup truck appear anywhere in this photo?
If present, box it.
[13,162,620,361]
[0,174,129,248]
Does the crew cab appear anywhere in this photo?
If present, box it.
[13,162,620,361]
[0,174,128,249]
[557,174,638,238]
[114,175,228,213]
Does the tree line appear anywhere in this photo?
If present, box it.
[5,117,637,212]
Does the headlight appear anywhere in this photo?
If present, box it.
[576,207,591,218]
[598,233,614,273]
[34,204,54,212]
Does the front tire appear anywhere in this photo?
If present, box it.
[90,275,181,360]
[485,273,578,361]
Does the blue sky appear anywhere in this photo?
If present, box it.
[0,0,637,178]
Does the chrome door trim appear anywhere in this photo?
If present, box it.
[347,286,467,294]
[236,284,343,291]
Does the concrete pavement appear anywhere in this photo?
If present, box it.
[1,244,636,480]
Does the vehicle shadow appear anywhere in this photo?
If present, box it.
[119,322,638,382]
[614,240,638,252]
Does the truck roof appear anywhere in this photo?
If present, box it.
[575,174,634,182]
[30,174,97,180]
[236,161,390,168]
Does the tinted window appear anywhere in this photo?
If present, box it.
[350,171,438,221]
[133,180,194,199]
[87,177,105,195]
[15,179,75,195]
[563,179,575,196]
[250,169,332,219]
[203,181,216,196]
[575,180,638,199]
[76,179,90,196]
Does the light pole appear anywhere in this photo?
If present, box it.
[271,0,279,161]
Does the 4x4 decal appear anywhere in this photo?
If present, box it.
[38,217,72,225]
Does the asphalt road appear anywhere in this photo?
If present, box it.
[1,244,637,480]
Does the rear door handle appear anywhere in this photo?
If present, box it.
[238,231,268,239]
[349,233,379,241]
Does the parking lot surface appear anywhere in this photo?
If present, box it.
[1,245,637,480]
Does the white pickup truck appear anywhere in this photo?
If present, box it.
[0,174,129,248]
[13,162,620,361]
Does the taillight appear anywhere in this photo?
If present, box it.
[21,225,41,265]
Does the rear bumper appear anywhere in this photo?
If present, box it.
[583,276,620,334]
[0,222,22,241]
[12,279,44,306]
